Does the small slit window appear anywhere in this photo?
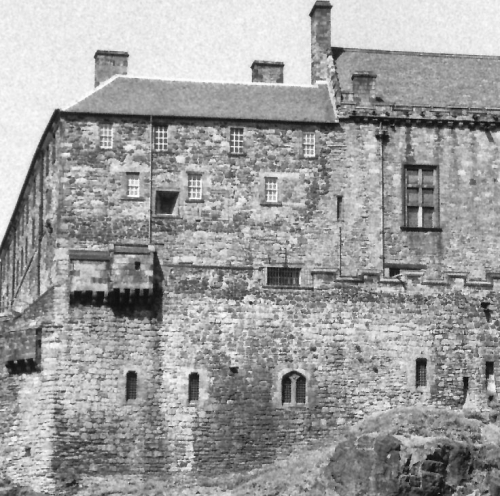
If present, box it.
[156,191,179,215]
[100,124,113,149]
[126,371,137,401]
[282,371,306,405]
[267,267,300,287]
[154,125,168,151]
[188,373,199,402]
[416,358,427,387]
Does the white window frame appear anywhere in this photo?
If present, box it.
[303,132,315,158]
[187,173,202,200]
[100,124,113,149]
[154,126,168,151]
[126,173,140,198]
[229,127,244,154]
[265,177,278,203]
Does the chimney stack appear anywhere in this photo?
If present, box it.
[310,0,332,84]
[94,50,129,87]
[251,61,284,83]
[352,72,377,104]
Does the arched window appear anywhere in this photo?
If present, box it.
[416,358,427,387]
[282,371,306,405]
[189,373,199,402]
[126,371,137,401]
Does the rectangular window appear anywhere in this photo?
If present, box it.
[188,373,199,402]
[416,359,427,387]
[265,177,278,203]
[405,166,437,228]
[267,267,300,287]
[229,127,244,154]
[100,124,113,149]
[126,371,137,401]
[126,173,140,198]
[156,191,179,215]
[187,173,202,200]
[303,132,316,157]
[154,125,168,151]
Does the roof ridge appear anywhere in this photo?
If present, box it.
[115,75,319,89]
[332,46,500,60]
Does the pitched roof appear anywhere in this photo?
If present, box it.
[65,76,337,123]
[333,47,500,108]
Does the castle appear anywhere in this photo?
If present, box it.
[2,0,500,493]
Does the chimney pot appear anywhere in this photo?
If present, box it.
[251,61,284,84]
[352,72,377,104]
[94,50,129,88]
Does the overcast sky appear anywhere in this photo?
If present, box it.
[1,0,499,240]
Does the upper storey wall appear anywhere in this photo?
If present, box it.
[0,121,63,313]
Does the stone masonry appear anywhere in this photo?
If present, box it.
[1,1,500,493]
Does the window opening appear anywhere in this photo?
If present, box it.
[126,371,137,401]
[303,132,316,157]
[267,267,300,287]
[405,166,436,228]
[265,177,278,203]
[156,191,179,215]
[35,328,42,366]
[416,358,427,387]
[463,377,469,403]
[187,173,202,200]
[154,125,168,151]
[100,124,113,149]
[389,268,401,278]
[282,372,306,405]
[188,373,199,402]
[336,196,343,221]
[135,261,141,270]
[486,361,494,379]
[296,376,306,403]
[126,173,140,198]
[282,376,292,404]
[229,127,244,154]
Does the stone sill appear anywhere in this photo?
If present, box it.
[185,199,205,204]
[260,201,283,207]
[263,285,313,291]
[401,227,442,232]
[121,196,146,202]
[228,153,246,157]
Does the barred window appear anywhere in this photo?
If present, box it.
[265,177,278,203]
[154,126,168,151]
[282,372,306,405]
[416,358,427,387]
[188,173,202,200]
[100,124,113,149]
[126,173,140,198]
[303,132,315,157]
[296,376,306,403]
[282,376,292,403]
[35,328,42,365]
[126,371,137,401]
[188,373,199,402]
[230,127,244,154]
[267,267,300,287]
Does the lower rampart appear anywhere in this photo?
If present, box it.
[1,265,499,493]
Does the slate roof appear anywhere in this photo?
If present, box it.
[333,47,500,108]
[65,76,337,123]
